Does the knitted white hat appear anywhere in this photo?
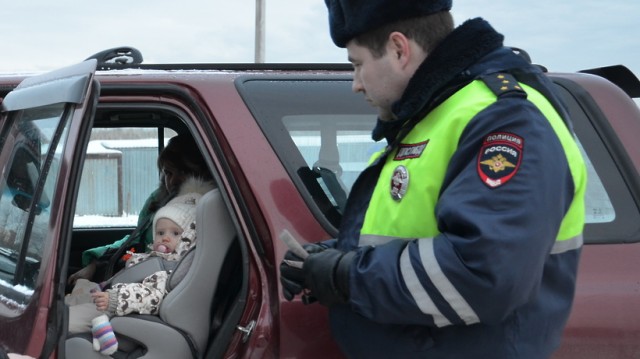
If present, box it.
[152,177,216,234]
[153,192,201,234]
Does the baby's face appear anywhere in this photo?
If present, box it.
[153,218,184,253]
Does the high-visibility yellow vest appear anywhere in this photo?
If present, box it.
[360,76,586,252]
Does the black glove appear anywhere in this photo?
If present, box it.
[303,249,355,306]
[280,243,328,301]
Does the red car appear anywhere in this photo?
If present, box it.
[0,48,639,358]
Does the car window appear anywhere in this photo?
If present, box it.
[553,80,640,244]
[0,103,70,309]
[73,127,177,229]
[284,116,386,204]
[242,75,639,243]
[575,139,614,224]
[239,77,378,232]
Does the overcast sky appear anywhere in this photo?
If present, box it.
[2,0,639,77]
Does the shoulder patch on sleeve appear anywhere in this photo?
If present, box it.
[477,132,523,188]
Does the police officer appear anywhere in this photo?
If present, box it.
[279,1,587,358]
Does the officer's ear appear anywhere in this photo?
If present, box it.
[387,32,411,66]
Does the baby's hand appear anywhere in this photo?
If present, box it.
[92,291,110,312]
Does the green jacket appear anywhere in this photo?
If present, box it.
[81,188,161,266]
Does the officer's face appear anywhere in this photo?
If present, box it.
[347,36,409,122]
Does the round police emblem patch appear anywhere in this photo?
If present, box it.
[477,132,523,188]
[390,165,409,200]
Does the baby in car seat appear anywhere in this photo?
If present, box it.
[65,177,213,355]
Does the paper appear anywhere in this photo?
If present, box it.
[279,229,309,259]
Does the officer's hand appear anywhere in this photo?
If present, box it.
[303,249,355,306]
[279,243,327,301]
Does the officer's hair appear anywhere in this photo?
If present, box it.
[353,11,454,59]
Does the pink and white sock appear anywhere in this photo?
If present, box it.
[91,314,118,355]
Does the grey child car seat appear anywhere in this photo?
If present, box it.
[65,188,237,358]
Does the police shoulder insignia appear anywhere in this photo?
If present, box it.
[477,132,523,188]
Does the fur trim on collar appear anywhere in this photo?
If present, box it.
[176,177,216,197]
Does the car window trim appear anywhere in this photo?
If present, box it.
[2,60,97,111]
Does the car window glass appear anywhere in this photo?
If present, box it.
[73,127,177,229]
[0,103,69,310]
[285,116,385,201]
[283,117,614,224]
[244,76,635,241]
[575,138,614,223]
[553,81,640,243]
[239,77,378,231]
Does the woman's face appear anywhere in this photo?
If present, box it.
[161,162,187,193]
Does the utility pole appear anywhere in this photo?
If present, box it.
[255,0,266,63]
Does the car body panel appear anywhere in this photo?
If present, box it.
[553,243,640,359]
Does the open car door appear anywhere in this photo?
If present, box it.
[0,59,98,358]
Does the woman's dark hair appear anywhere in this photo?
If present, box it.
[148,134,213,211]
[158,134,213,180]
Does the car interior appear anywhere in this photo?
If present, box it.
[64,105,244,358]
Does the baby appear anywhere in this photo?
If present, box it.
[66,177,214,355]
